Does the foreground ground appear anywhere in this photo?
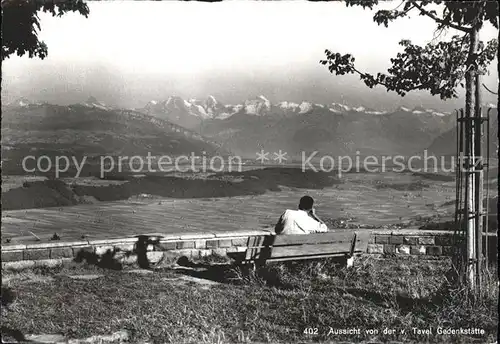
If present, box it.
[1,256,497,343]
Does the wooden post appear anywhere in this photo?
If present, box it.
[453,109,465,282]
[484,108,492,269]
[464,23,480,292]
[498,5,500,115]
[474,66,483,293]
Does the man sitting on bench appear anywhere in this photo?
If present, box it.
[274,196,329,235]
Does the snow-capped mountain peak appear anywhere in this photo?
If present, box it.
[15,97,32,107]
[83,96,109,110]
[142,95,453,124]
[329,103,352,113]
[207,95,218,107]
[277,101,299,110]
[299,101,313,114]
[430,111,446,117]
[243,95,272,116]
[407,107,448,117]
[5,98,46,108]
[365,110,387,115]
[258,95,270,103]
[165,96,185,108]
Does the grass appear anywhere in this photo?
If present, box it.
[1,256,497,343]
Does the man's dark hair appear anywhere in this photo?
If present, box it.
[298,196,314,211]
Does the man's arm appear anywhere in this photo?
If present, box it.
[310,213,324,224]
[309,208,328,232]
[315,223,328,233]
[274,212,285,234]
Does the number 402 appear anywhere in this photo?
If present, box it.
[303,328,318,335]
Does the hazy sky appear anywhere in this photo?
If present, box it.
[2,1,498,111]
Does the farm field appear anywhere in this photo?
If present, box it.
[3,167,495,245]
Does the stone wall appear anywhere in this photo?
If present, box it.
[1,230,266,271]
[2,229,497,271]
[368,230,497,259]
[369,230,455,256]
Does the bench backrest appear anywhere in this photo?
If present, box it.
[245,231,370,262]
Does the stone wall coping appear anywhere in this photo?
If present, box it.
[370,229,455,236]
[371,229,497,236]
[25,241,90,250]
[179,233,217,240]
[213,230,272,238]
[134,233,171,239]
[1,244,27,251]
[2,228,496,252]
[1,241,92,251]
[90,237,138,245]
[157,235,183,241]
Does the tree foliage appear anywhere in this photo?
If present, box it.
[2,0,89,60]
[320,0,499,100]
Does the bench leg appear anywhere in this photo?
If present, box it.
[346,256,354,268]
[238,262,258,276]
[237,263,252,277]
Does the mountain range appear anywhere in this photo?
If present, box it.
[1,98,226,174]
[139,95,461,157]
[3,96,497,170]
[140,94,452,124]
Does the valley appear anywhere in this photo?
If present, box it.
[2,97,497,224]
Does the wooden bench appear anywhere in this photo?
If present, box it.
[238,231,370,269]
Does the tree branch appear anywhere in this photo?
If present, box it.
[482,83,498,95]
[412,1,471,33]
[393,0,406,11]
[350,66,424,92]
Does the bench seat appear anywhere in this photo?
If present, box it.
[237,231,370,268]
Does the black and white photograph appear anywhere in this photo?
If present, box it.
[1,0,498,343]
